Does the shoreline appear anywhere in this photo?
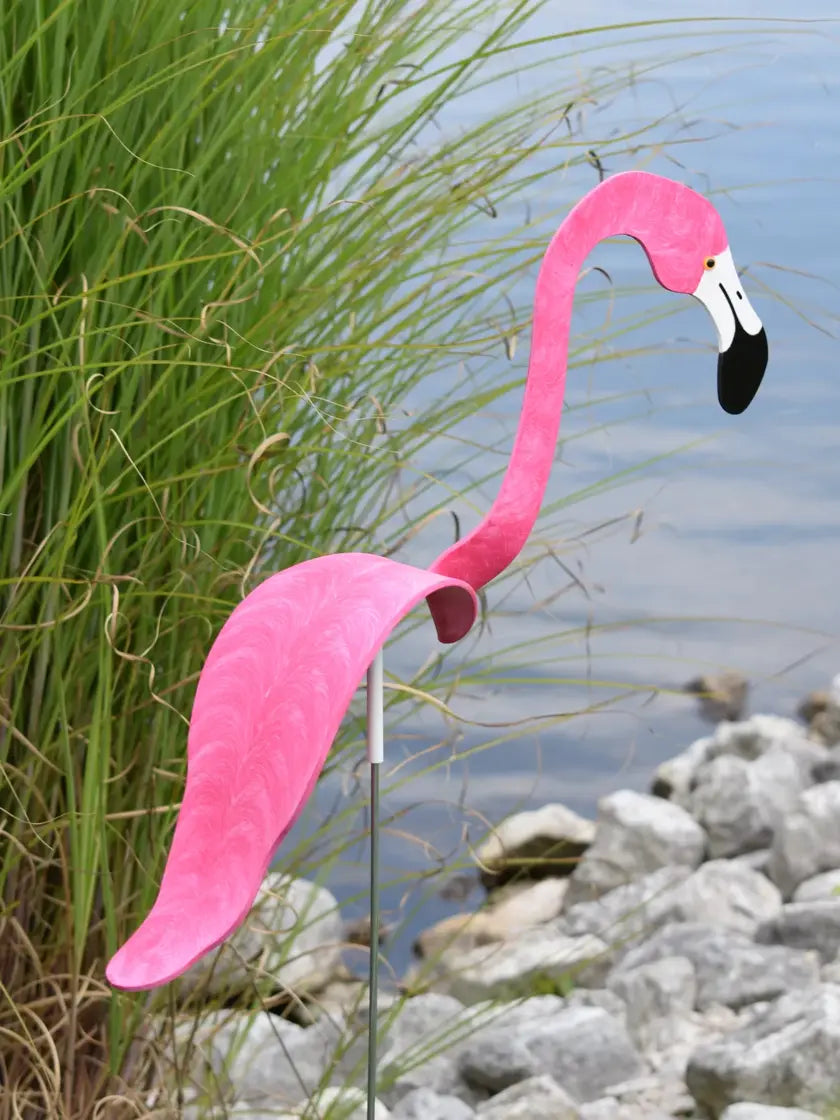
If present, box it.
[157,677,840,1119]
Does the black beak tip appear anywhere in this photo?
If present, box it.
[717,326,769,416]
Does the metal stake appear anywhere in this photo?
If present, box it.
[365,649,384,1120]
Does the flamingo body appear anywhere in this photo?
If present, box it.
[108,172,767,991]
[106,554,475,989]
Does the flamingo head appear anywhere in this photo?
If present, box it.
[632,175,768,416]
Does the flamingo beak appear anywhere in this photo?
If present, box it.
[692,248,768,415]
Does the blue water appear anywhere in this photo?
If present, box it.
[282,8,840,978]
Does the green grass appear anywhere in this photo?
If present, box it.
[0,2,797,1116]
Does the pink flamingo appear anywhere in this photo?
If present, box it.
[106,171,767,991]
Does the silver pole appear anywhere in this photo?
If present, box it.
[365,650,384,1120]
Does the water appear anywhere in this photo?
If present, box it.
[283,7,840,978]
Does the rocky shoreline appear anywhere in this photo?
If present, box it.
[157,679,840,1120]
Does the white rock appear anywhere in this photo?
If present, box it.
[767,781,840,897]
[600,1072,695,1116]
[563,859,782,961]
[476,803,595,887]
[236,1088,390,1120]
[461,1006,643,1104]
[675,859,782,934]
[221,1011,346,1107]
[413,912,497,961]
[755,900,840,964]
[640,1002,745,1080]
[719,1105,821,1120]
[161,1010,234,1107]
[389,1088,476,1120]
[307,968,400,1026]
[709,715,818,762]
[562,866,691,949]
[686,983,840,1113]
[565,790,706,906]
[179,874,343,999]
[415,879,569,960]
[689,748,808,858]
[564,987,628,1026]
[608,956,696,1046]
[792,868,840,902]
[227,1091,391,1120]
[476,1074,581,1119]
[731,849,773,875]
[305,1087,390,1119]
[580,1101,672,1120]
[378,994,495,1106]
[650,735,715,805]
[611,922,820,1011]
[487,877,570,932]
[426,930,609,1004]
[173,1009,364,1115]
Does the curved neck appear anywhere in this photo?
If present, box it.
[430,179,633,593]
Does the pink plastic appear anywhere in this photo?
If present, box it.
[106,171,745,990]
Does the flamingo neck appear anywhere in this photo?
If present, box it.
[429,175,663,615]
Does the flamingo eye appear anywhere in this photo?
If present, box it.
[704,257,716,270]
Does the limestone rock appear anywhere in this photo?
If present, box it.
[687,748,807,858]
[731,849,772,875]
[580,1101,672,1120]
[564,987,628,1025]
[296,1087,390,1119]
[611,922,820,1010]
[161,1010,234,1107]
[669,859,782,934]
[595,1072,694,1117]
[767,781,840,897]
[650,735,714,804]
[562,859,780,956]
[636,1008,743,1075]
[707,715,820,763]
[476,1075,581,1119]
[484,877,569,934]
[459,1005,643,1104]
[413,912,497,962]
[476,804,595,888]
[608,956,696,1046]
[191,1010,349,1110]
[639,1002,744,1079]
[685,983,840,1114]
[378,994,490,1106]
[562,866,691,948]
[422,930,609,1004]
[178,874,343,1001]
[565,790,705,906]
[719,1105,821,1120]
[414,879,568,960]
[389,1088,476,1120]
[755,900,840,964]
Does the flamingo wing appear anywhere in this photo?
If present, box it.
[106,553,476,990]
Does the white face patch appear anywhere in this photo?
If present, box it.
[692,247,764,351]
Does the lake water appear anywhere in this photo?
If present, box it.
[283,6,840,977]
